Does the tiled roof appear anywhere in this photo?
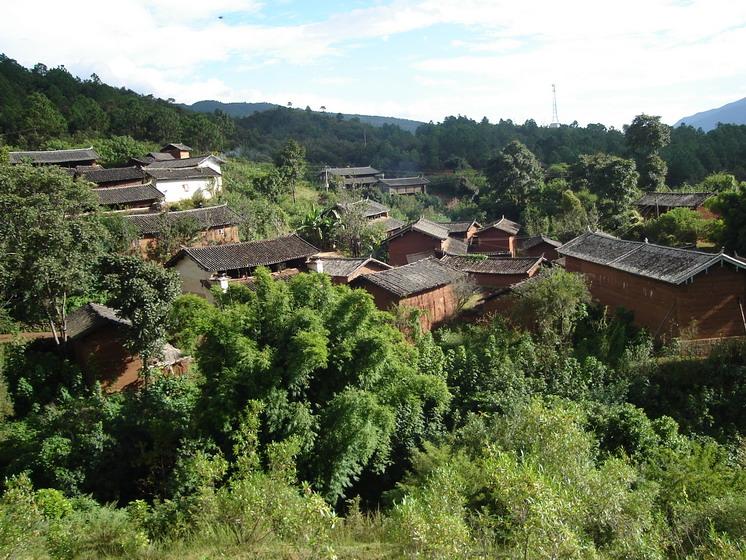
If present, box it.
[557,231,746,284]
[146,167,221,181]
[518,235,562,251]
[336,199,390,218]
[77,166,145,184]
[67,303,130,339]
[145,155,222,170]
[441,255,544,274]
[378,217,406,233]
[410,218,450,240]
[162,143,192,151]
[354,257,464,297]
[9,147,99,165]
[313,257,391,278]
[323,166,380,177]
[442,237,469,256]
[635,192,714,208]
[124,205,241,235]
[96,182,164,206]
[167,234,319,272]
[378,176,430,187]
[479,217,521,235]
[437,220,480,234]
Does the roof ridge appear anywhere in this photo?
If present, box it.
[10,146,94,154]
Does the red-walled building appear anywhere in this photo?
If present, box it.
[440,255,545,288]
[558,232,746,340]
[635,192,716,220]
[517,235,562,261]
[352,258,465,331]
[310,256,392,284]
[387,218,468,266]
[470,217,521,256]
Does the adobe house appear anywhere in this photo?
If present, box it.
[124,204,242,258]
[310,256,391,284]
[319,166,382,189]
[9,147,99,168]
[161,143,193,160]
[558,231,746,340]
[76,166,146,188]
[165,233,319,300]
[95,182,164,211]
[436,220,481,242]
[387,218,469,266]
[470,217,521,256]
[332,199,405,235]
[66,303,189,393]
[440,255,545,288]
[635,192,716,220]
[352,258,465,331]
[377,176,429,195]
[517,235,562,261]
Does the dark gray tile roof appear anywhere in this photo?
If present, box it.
[437,220,480,234]
[67,303,130,339]
[442,237,469,256]
[558,231,746,284]
[518,235,562,250]
[378,176,430,187]
[635,192,714,209]
[336,199,390,218]
[9,147,99,165]
[479,217,521,235]
[145,155,222,170]
[168,234,319,272]
[146,167,221,181]
[96,183,164,206]
[313,257,391,278]
[354,257,464,297]
[78,166,145,184]
[411,218,450,240]
[378,217,406,233]
[162,143,192,151]
[124,204,241,235]
[323,166,380,177]
[441,255,544,274]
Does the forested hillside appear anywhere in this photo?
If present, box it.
[2,54,746,185]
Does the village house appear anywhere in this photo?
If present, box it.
[635,192,716,220]
[76,166,146,188]
[310,256,391,284]
[95,181,165,211]
[351,258,465,331]
[517,234,562,260]
[320,166,382,189]
[332,199,406,235]
[132,143,195,166]
[436,220,481,242]
[470,217,521,256]
[124,204,242,258]
[440,255,545,288]
[558,231,746,340]
[9,147,99,167]
[387,218,469,266]
[377,176,429,195]
[66,303,189,392]
[165,233,320,299]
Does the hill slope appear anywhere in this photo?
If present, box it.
[675,97,746,131]
[182,99,425,133]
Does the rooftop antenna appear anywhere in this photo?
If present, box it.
[549,84,560,128]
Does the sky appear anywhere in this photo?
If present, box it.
[1,0,744,128]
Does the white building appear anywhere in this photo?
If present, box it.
[144,155,224,204]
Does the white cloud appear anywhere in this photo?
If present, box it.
[0,0,743,125]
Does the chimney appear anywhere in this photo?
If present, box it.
[218,273,230,293]
[313,259,324,273]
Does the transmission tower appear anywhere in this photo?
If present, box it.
[549,84,560,128]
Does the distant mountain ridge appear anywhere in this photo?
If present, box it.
[675,97,746,131]
[181,100,425,133]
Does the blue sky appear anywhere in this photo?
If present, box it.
[1,0,744,127]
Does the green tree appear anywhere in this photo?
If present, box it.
[708,184,746,254]
[98,255,181,367]
[625,114,671,190]
[572,153,640,231]
[274,139,307,204]
[68,96,109,134]
[482,140,543,216]
[20,92,67,148]
[0,163,104,342]
[643,207,709,247]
